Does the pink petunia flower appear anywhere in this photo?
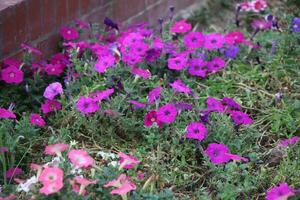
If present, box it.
[41,100,62,114]
[60,27,79,40]
[188,58,207,78]
[186,122,207,141]
[250,0,267,12]
[170,20,192,34]
[205,143,231,164]
[229,111,253,125]
[39,181,63,195]
[94,55,116,73]
[183,32,205,49]
[39,167,64,184]
[6,167,23,178]
[167,55,188,71]
[104,174,137,196]
[118,152,140,170]
[157,104,177,124]
[170,79,191,94]
[204,33,225,50]
[68,149,94,168]
[206,97,225,113]
[225,31,245,45]
[30,113,46,127]
[207,57,226,74]
[1,66,24,84]
[44,143,69,156]
[148,87,162,104]
[44,64,64,76]
[131,67,151,79]
[266,182,295,200]
[21,43,42,55]
[279,136,299,148]
[76,96,100,114]
[144,110,163,128]
[72,176,96,195]
[0,108,16,119]
[43,82,63,100]
[89,88,114,103]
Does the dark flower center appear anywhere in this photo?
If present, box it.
[211,39,217,44]
[194,129,199,134]
[213,149,219,156]
[164,110,170,116]
[194,66,200,70]
[83,102,90,109]
[191,37,197,42]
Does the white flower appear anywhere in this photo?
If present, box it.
[97,151,117,160]
[17,176,38,192]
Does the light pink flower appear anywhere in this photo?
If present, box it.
[38,167,64,184]
[68,149,94,168]
[104,174,136,196]
[44,143,69,156]
[43,82,63,100]
[0,108,16,119]
[39,181,63,195]
[30,113,46,127]
[118,152,140,170]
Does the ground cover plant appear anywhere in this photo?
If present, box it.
[0,0,299,199]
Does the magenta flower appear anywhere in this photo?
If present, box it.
[183,32,205,49]
[0,108,16,119]
[44,64,64,76]
[30,113,46,127]
[122,54,143,66]
[50,53,69,66]
[188,58,207,78]
[122,32,144,47]
[90,88,114,102]
[222,97,241,111]
[1,66,24,84]
[76,96,100,114]
[266,183,295,200]
[167,55,187,71]
[144,110,162,128]
[148,87,162,104]
[60,27,79,40]
[6,167,23,178]
[130,100,146,110]
[41,100,62,114]
[118,152,140,169]
[170,79,191,94]
[129,41,149,56]
[170,20,192,33]
[3,58,21,68]
[104,174,137,196]
[206,97,225,113]
[131,67,151,79]
[251,19,272,31]
[204,33,225,50]
[157,104,177,124]
[94,55,115,73]
[225,31,245,45]
[229,111,253,125]
[0,147,9,153]
[43,82,63,100]
[205,143,231,164]
[20,43,42,55]
[207,57,226,74]
[279,136,299,148]
[186,122,207,141]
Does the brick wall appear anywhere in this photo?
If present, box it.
[0,0,203,61]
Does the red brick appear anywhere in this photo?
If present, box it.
[80,0,91,14]
[0,7,17,56]
[112,0,146,22]
[55,0,68,27]
[68,0,80,21]
[83,3,110,23]
[42,0,57,34]
[27,0,43,40]
[36,33,61,59]
[15,1,30,43]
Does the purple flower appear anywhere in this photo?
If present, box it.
[174,102,193,111]
[21,43,42,55]
[222,97,241,111]
[157,104,177,124]
[43,82,63,100]
[76,96,100,114]
[90,89,114,102]
[170,79,191,94]
[224,46,239,59]
[130,100,146,110]
[0,147,8,153]
[148,87,162,104]
[229,111,253,125]
[251,19,272,31]
[131,67,151,79]
[291,17,300,33]
[167,55,187,71]
[188,58,207,78]
[183,32,205,49]
[6,167,23,178]
[186,122,207,141]
[275,92,283,103]
[206,97,225,113]
[145,48,161,63]
[94,55,115,73]
[279,136,299,148]
[266,183,295,200]
[205,143,231,164]
[207,57,226,74]
[204,33,225,50]
[104,17,119,30]
[199,110,211,124]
